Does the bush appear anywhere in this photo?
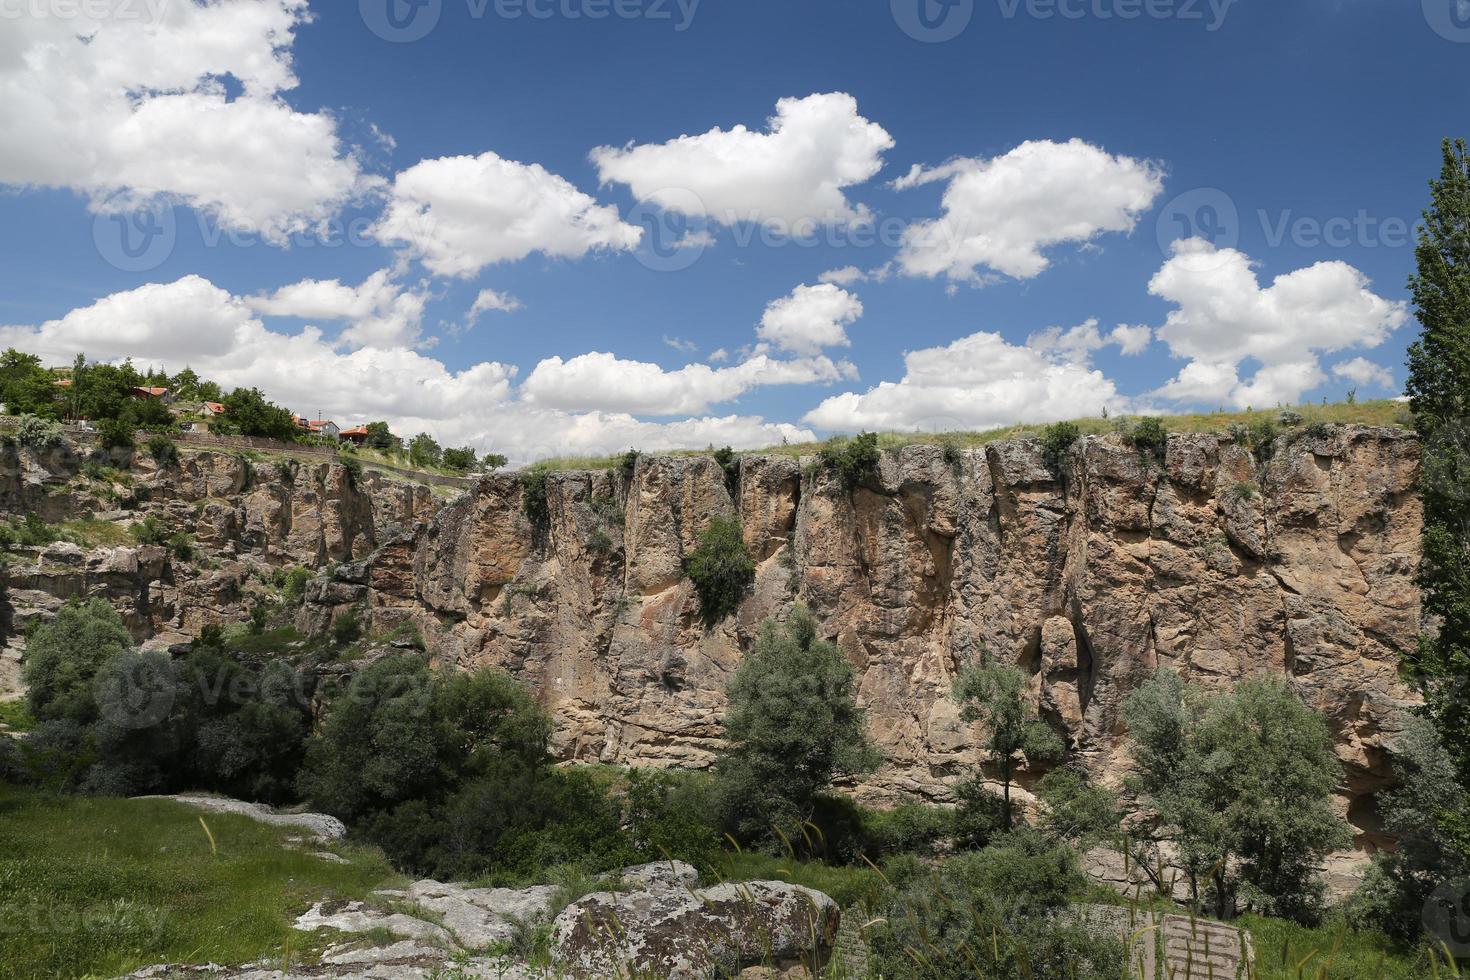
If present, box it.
[1128,416,1168,461]
[129,515,168,547]
[15,414,63,449]
[819,432,881,489]
[685,516,755,627]
[340,456,363,487]
[146,435,178,468]
[0,512,61,551]
[715,609,881,846]
[299,656,551,824]
[22,599,133,725]
[1247,416,1279,466]
[1040,421,1081,476]
[281,566,312,606]
[624,769,722,871]
[331,607,362,646]
[96,416,135,452]
[248,602,270,635]
[712,445,739,494]
[1278,410,1304,427]
[521,467,551,531]
[619,449,641,481]
[951,775,1009,850]
[868,830,1127,979]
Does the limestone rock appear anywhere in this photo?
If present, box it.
[551,880,840,979]
[371,879,559,950]
[150,795,346,842]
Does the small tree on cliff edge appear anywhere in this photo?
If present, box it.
[952,663,1063,833]
[1405,138,1470,852]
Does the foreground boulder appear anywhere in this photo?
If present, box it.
[552,880,840,979]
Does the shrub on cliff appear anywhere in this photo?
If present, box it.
[15,414,63,449]
[1127,416,1168,461]
[1040,421,1081,476]
[819,431,881,489]
[685,516,755,627]
[714,609,880,847]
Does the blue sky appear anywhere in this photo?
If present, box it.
[0,0,1457,461]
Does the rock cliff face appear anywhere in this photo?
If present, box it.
[354,425,1422,852]
[0,447,436,650]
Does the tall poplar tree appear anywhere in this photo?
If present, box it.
[1405,138,1470,845]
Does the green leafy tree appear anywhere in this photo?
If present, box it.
[1124,670,1350,922]
[220,387,297,440]
[0,350,61,418]
[1404,139,1470,857]
[408,432,442,468]
[1349,717,1470,942]
[685,515,755,627]
[22,599,134,725]
[441,446,477,473]
[479,452,508,471]
[715,609,881,846]
[1035,766,1120,851]
[299,655,551,822]
[952,663,1064,832]
[365,420,398,450]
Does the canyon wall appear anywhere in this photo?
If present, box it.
[348,424,1422,853]
[0,425,1425,859]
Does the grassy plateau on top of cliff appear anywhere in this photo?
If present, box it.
[524,399,1410,472]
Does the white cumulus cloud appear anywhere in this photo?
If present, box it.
[521,351,851,416]
[1331,357,1397,392]
[591,93,894,229]
[893,139,1165,284]
[803,322,1128,433]
[1149,239,1408,407]
[375,151,642,279]
[757,284,863,356]
[0,277,813,465]
[0,0,374,241]
[248,271,430,350]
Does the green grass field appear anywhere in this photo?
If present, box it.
[0,785,399,980]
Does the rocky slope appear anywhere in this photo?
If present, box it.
[339,425,1421,856]
[0,444,436,695]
